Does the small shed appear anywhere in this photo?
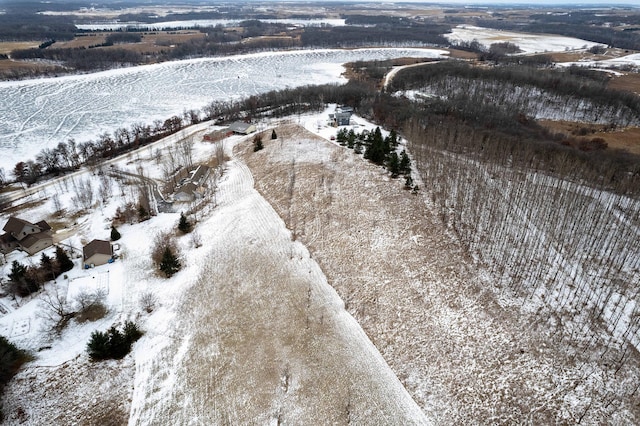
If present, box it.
[228,121,257,135]
[83,239,114,268]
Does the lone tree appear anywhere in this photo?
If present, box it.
[178,212,192,234]
[55,246,74,273]
[253,134,264,152]
[159,247,181,278]
[110,225,121,241]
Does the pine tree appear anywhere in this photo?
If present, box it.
[389,129,398,147]
[123,320,143,342]
[87,330,110,361]
[386,152,401,178]
[110,226,121,241]
[364,127,386,165]
[7,260,37,297]
[271,129,277,140]
[40,252,56,281]
[107,326,129,359]
[178,212,192,234]
[253,134,264,152]
[138,204,148,220]
[159,247,181,278]
[55,246,74,273]
[400,150,411,175]
[405,175,414,190]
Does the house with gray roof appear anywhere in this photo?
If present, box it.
[0,216,53,255]
[228,121,257,135]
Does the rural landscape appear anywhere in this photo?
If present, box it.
[0,0,639,424]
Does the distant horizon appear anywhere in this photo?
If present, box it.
[1,0,638,6]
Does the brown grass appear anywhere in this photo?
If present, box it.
[447,48,479,60]
[56,31,206,55]
[539,119,640,155]
[0,41,40,55]
[609,72,640,94]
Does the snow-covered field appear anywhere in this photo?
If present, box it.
[0,48,447,171]
[445,25,604,54]
[0,106,638,424]
[0,110,430,424]
[76,18,346,31]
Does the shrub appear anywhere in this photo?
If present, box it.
[139,291,158,313]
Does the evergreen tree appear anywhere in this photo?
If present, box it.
[271,129,277,140]
[40,252,56,281]
[123,320,143,342]
[347,129,356,148]
[159,247,181,278]
[354,140,363,154]
[253,134,264,152]
[364,127,386,165]
[7,261,37,297]
[0,335,30,388]
[389,129,398,147]
[110,225,121,241]
[87,321,143,361]
[405,175,414,190]
[336,128,348,144]
[107,326,129,359]
[386,152,401,178]
[178,212,192,234]
[138,204,148,221]
[400,150,411,175]
[87,330,110,361]
[55,246,74,273]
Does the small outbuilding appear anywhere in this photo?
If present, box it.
[83,239,114,268]
[228,121,256,135]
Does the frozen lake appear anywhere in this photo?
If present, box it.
[0,48,446,171]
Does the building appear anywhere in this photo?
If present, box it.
[174,165,210,202]
[0,217,53,255]
[329,106,353,126]
[82,239,114,268]
[228,121,257,135]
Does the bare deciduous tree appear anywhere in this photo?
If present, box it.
[139,291,158,313]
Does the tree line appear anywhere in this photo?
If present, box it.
[386,61,640,123]
[406,115,640,365]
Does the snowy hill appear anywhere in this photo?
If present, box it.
[0,107,638,424]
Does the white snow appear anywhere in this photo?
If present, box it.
[76,18,347,31]
[0,48,447,171]
[445,25,605,55]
